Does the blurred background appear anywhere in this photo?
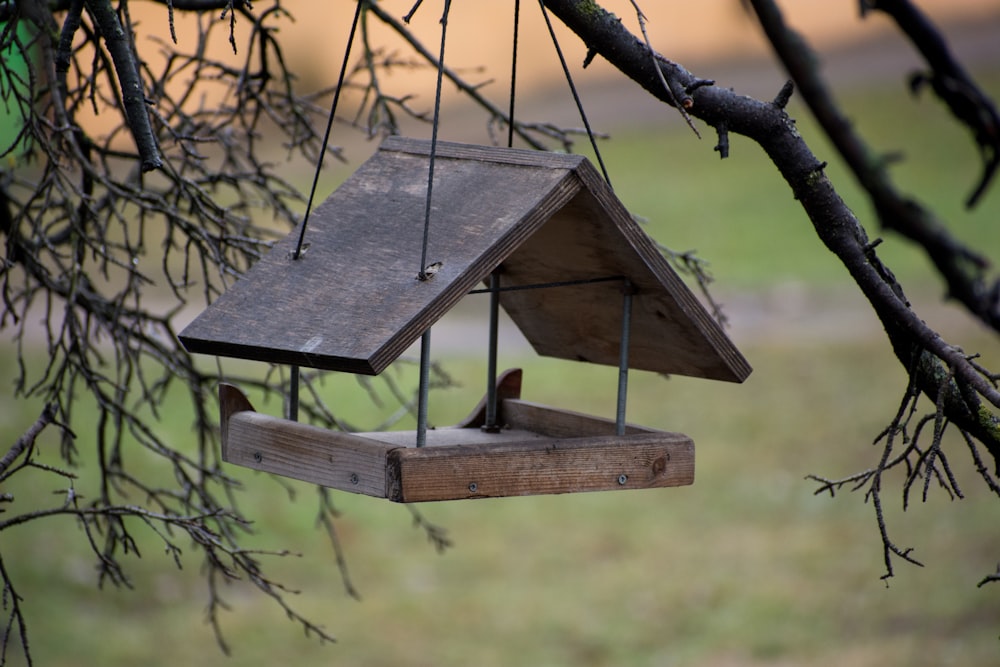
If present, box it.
[3,1,1000,665]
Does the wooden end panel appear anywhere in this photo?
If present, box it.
[386,432,694,503]
[219,383,255,461]
[501,398,655,438]
[224,412,395,498]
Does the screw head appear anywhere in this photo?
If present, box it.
[350,473,359,485]
[468,482,478,493]
[617,474,628,485]
[253,452,262,463]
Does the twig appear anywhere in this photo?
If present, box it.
[865,0,999,208]
[315,488,361,600]
[407,505,452,554]
[0,552,32,667]
[749,0,1000,333]
[0,403,56,479]
[627,0,701,137]
[365,2,551,150]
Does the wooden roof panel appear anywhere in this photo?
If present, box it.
[179,137,750,382]
[180,138,581,374]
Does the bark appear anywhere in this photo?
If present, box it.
[752,0,1000,333]
[540,0,1000,471]
[83,0,162,171]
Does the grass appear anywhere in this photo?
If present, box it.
[3,60,1000,667]
[571,70,1000,291]
[4,335,1000,667]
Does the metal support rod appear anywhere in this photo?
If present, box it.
[467,274,623,295]
[289,365,300,422]
[416,329,432,447]
[616,281,634,436]
[483,271,501,432]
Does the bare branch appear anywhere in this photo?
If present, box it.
[0,404,58,479]
[0,552,32,667]
[83,0,162,170]
[864,0,999,208]
[750,0,1000,333]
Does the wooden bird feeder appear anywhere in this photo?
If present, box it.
[179,136,751,502]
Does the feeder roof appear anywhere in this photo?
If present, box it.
[179,137,751,382]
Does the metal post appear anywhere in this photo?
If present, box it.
[483,271,501,432]
[416,329,432,447]
[289,365,300,422]
[616,281,634,436]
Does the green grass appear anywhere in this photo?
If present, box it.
[3,60,1000,667]
[572,70,1000,290]
[3,334,1000,667]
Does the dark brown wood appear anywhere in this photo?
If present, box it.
[180,136,750,382]
[180,138,579,375]
[495,166,751,380]
[219,382,254,460]
[453,367,523,428]
[386,431,693,502]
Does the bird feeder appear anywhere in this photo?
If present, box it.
[179,136,751,502]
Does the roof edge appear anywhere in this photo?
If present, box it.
[380,136,587,170]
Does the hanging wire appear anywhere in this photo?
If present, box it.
[417,0,453,281]
[286,1,363,421]
[415,0,454,446]
[507,0,520,149]
[479,1,522,432]
[293,0,364,260]
[537,0,612,187]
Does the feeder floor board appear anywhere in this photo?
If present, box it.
[219,382,694,503]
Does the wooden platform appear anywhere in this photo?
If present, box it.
[219,373,694,503]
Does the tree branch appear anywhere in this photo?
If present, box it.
[539,0,1000,474]
[83,0,162,171]
[864,0,999,208]
[0,552,31,666]
[751,0,1000,334]
[0,403,56,479]
[745,0,1000,472]
[365,1,556,150]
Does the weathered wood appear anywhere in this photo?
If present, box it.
[217,383,694,503]
[453,367,523,428]
[219,382,254,460]
[500,398,654,438]
[218,385,394,498]
[225,412,396,498]
[495,178,751,380]
[359,427,549,448]
[386,431,694,502]
[179,136,750,382]
[180,138,580,375]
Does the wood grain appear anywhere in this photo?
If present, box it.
[387,431,694,503]
[217,382,694,503]
[224,411,396,498]
[180,137,750,382]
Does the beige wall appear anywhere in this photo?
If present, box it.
[72,1,998,137]
[278,1,997,90]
